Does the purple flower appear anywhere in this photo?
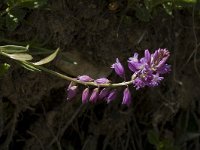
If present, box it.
[157,64,171,74]
[148,74,164,87]
[106,89,117,103]
[82,88,90,104]
[99,88,110,99]
[133,77,146,90]
[122,87,132,106]
[128,53,146,72]
[128,48,170,89]
[89,88,99,103]
[128,53,141,72]
[65,48,170,103]
[151,48,170,70]
[94,78,110,84]
[78,75,93,82]
[66,83,78,100]
[111,58,125,77]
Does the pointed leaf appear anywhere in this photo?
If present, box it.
[33,48,59,65]
[5,53,33,61]
[0,45,29,53]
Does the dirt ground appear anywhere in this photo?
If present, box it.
[0,0,200,150]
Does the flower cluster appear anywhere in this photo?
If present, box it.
[128,49,170,89]
[66,48,170,106]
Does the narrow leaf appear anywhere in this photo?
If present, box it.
[20,62,41,72]
[33,48,59,65]
[5,53,33,61]
[0,45,29,53]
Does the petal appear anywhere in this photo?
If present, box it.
[144,49,151,64]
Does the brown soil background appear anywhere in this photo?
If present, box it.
[0,0,200,150]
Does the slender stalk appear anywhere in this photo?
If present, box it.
[34,64,135,87]
[0,51,135,87]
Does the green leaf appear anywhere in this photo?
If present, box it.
[0,63,10,77]
[0,45,29,53]
[4,53,33,61]
[33,48,59,65]
[20,62,41,71]
[6,8,27,31]
[147,130,160,146]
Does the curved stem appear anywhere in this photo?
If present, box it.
[0,51,135,87]
[35,64,135,87]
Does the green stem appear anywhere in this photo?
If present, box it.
[34,64,135,87]
[0,51,135,87]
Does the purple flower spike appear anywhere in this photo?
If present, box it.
[78,75,93,82]
[82,88,90,104]
[106,89,117,103]
[66,85,78,100]
[122,87,132,106]
[111,58,125,78]
[89,88,99,103]
[95,78,110,84]
[99,88,110,99]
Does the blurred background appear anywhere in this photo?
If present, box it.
[0,0,200,150]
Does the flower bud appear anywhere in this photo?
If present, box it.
[89,88,99,103]
[94,78,110,84]
[122,87,132,106]
[99,88,109,100]
[77,75,93,82]
[111,58,125,78]
[82,88,90,104]
[106,89,117,103]
[66,85,78,100]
